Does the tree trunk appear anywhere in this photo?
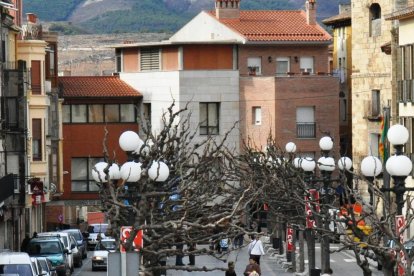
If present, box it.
[306,229,315,270]
[299,230,305,272]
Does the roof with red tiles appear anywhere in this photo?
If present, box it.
[208,10,331,42]
[385,5,414,20]
[322,11,351,25]
[58,76,142,98]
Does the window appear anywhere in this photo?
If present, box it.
[32,119,42,161]
[120,104,136,122]
[71,157,101,192]
[104,104,119,122]
[72,104,87,123]
[296,107,315,138]
[340,98,347,122]
[300,57,314,73]
[46,44,55,78]
[252,107,262,125]
[31,60,41,94]
[63,105,71,123]
[143,103,151,120]
[140,48,160,71]
[63,104,136,124]
[247,57,262,75]
[276,57,290,75]
[370,3,381,37]
[371,90,380,117]
[200,103,220,135]
[88,105,104,123]
[116,48,122,72]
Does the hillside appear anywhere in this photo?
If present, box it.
[23,0,345,34]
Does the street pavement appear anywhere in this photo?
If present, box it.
[166,241,384,275]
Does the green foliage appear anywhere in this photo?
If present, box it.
[23,0,84,21]
[48,22,89,35]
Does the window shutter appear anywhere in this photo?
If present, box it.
[140,48,160,71]
[31,60,41,94]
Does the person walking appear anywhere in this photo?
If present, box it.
[243,258,261,276]
[220,237,230,253]
[20,233,31,252]
[225,261,237,276]
[248,235,265,265]
[188,243,196,265]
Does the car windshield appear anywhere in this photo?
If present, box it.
[0,264,33,275]
[28,241,61,255]
[69,231,82,240]
[37,259,48,272]
[96,241,116,251]
[91,224,108,234]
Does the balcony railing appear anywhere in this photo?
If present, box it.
[296,122,316,138]
[398,79,414,103]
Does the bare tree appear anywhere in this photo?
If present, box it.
[94,103,257,275]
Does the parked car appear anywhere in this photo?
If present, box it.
[37,232,75,273]
[87,223,110,250]
[61,229,87,259]
[31,257,46,276]
[92,239,116,271]
[26,236,70,276]
[0,252,38,275]
[68,235,82,268]
[36,257,57,276]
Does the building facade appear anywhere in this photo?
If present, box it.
[323,4,353,157]
[114,0,340,159]
[54,76,141,228]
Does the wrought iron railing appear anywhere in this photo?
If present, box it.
[296,122,316,138]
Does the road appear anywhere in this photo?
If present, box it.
[73,243,384,275]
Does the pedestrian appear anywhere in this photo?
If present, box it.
[225,261,237,276]
[321,268,333,275]
[32,232,38,238]
[20,233,31,252]
[175,242,184,266]
[243,258,261,276]
[248,235,265,265]
[220,237,230,253]
[188,243,196,265]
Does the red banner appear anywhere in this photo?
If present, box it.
[120,226,143,253]
[286,227,294,252]
[305,189,320,229]
[395,215,406,276]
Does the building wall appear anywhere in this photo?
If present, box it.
[274,76,340,156]
[399,18,414,45]
[239,77,276,149]
[183,45,233,70]
[238,45,330,76]
[351,0,394,166]
[61,123,138,200]
[120,70,240,152]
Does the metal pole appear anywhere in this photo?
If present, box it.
[306,228,315,270]
[299,230,305,272]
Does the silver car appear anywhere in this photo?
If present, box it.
[36,257,57,276]
[91,239,116,271]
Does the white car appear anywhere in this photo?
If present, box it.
[92,239,116,271]
[87,223,110,250]
[0,252,38,275]
[37,232,76,273]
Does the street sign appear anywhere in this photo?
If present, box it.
[120,226,143,253]
[58,214,63,223]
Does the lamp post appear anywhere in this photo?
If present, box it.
[360,124,413,216]
[92,130,170,253]
[293,136,352,273]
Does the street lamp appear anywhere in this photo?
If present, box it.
[92,130,170,248]
[294,136,352,273]
[360,156,382,205]
[361,124,413,215]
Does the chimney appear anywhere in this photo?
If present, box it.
[215,0,240,19]
[305,0,316,25]
[26,13,38,24]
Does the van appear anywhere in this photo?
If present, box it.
[0,252,38,275]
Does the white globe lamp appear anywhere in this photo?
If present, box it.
[285,142,297,153]
[319,136,334,151]
[120,161,142,182]
[92,162,108,183]
[119,131,141,152]
[387,124,409,146]
[338,157,352,171]
[148,161,170,182]
[360,156,382,177]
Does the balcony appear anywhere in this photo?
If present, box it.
[296,122,316,138]
[398,79,414,103]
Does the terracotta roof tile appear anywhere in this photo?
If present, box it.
[58,76,142,98]
[209,10,331,42]
[322,11,351,25]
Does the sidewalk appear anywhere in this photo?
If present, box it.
[166,242,290,276]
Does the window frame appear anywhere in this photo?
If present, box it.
[300,57,314,73]
[199,102,220,135]
[62,103,137,124]
[32,118,42,161]
[296,106,316,139]
[276,57,290,75]
[252,106,262,125]
[140,47,161,71]
[71,157,102,192]
[247,57,262,76]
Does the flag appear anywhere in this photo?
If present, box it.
[379,111,389,162]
